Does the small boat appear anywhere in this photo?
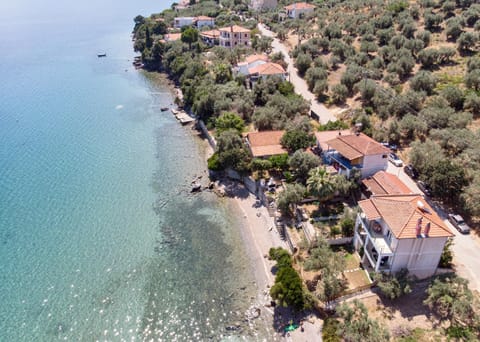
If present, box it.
[97,53,107,58]
[160,107,169,112]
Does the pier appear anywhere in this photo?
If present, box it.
[171,108,195,125]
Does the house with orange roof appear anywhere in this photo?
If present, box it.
[354,194,453,278]
[284,2,316,19]
[219,25,251,48]
[324,132,390,178]
[200,29,220,46]
[237,54,269,75]
[361,171,413,197]
[248,62,288,83]
[245,131,287,158]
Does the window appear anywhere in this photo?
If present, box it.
[382,154,387,158]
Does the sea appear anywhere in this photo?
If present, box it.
[0,1,272,340]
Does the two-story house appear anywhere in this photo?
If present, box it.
[200,29,220,46]
[174,17,195,29]
[354,194,453,279]
[219,25,251,48]
[324,132,389,178]
[284,2,316,19]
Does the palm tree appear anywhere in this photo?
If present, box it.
[307,166,336,203]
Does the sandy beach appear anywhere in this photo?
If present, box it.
[218,179,323,341]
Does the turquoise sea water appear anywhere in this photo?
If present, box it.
[0,1,271,340]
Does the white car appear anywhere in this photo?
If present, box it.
[388,153,403,167]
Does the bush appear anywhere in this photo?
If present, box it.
[340,218,355,237]
[207,152,222,171]
[374,269,414,300]
[322,318,341,342]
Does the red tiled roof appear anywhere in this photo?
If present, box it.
[200,29,220,38]
[245,131,286,157]
[219,25,251,33]
[164,33,182,41]
[242,54,269,64]
[248,62,286,76]
[314,130,352,151]
[284,2,316,10]
[326,133,389,160]
[359,195,453,239]
[362,171,413,196]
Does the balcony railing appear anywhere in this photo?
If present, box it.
[358,217,393,255]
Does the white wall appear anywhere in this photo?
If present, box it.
[361,154,388,178]
[391,237,447,278]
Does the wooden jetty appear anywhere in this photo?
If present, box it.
[171,108,195,125]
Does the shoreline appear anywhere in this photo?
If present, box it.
[144,68,323,341]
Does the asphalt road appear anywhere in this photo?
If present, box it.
[258,23,337,124]
[386,161,480,292]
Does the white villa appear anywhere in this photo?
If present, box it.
[284,2,316,19]
[354,194,453,279]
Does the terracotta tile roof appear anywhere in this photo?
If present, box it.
[200,29,220,38]
[362,171,413,196]
[284,2,316,10]
[164,33,182,41]
[219,25,251,33]
[242,54,269,64]
[314,130,352,151]
[326,133,389,160]
[245,131,286,157]
[248,62,286,76]
[359,195,453,239]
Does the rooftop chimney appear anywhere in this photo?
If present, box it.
[424,222,431,237]
[415,217,422,237]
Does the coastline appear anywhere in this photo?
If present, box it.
[145,69,323,341]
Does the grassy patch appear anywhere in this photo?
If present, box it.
[434,72,464,91]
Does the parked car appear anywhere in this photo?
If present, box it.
[388,152,403,167]
[416,180,432,197]
[404,164,419,179]
[448,214,471,234]
[381,142,398,152]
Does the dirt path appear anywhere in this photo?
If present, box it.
[258,23,337,124]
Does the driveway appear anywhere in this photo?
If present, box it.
[258,23,337,124]
[386,162,480,292]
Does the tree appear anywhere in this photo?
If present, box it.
[281,129,315,152]
[424,275,480,330]
[464,93,480,116]
[439,239,454,268]
[288,151,320,182]
[423,159,468,204]
[276,183,306,217]
[410,71,437,94]
[458,32,478,53]
[336,300,390,342]
[214,112,244,135]
[295,53,312,76]
[181,27,198,50]
[440,86,464,110]
[215,129,250,171]
[374,269,414,300]
[307,167,336,203]
[145,26,153,49]
[465,69,480,91]
[331,84,349,104]
[270,256,306,310]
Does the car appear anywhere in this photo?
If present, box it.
[388,152,403,167]
[416,180,432,197]
[404,164,419,179]
[448,214,471,234]
[381,142,398,152]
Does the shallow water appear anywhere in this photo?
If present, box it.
[0,1,272,340]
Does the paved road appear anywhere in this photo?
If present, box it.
[386,162,480,292]
[258,23,337,124]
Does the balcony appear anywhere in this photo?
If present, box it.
[357,217,393,256]
[326,151,362,171]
